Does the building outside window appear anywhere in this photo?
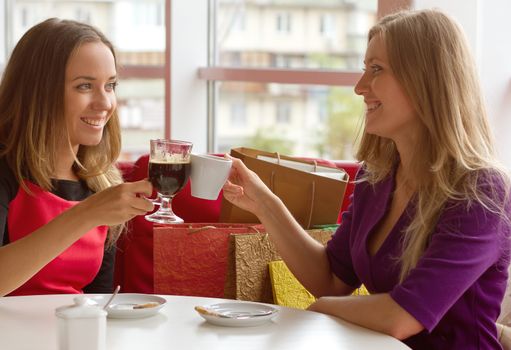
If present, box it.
[211,0,378,159]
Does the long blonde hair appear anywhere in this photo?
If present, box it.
[356,9,510,281]
[0,18,124,246]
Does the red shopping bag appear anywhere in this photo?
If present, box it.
[154,223,265,297]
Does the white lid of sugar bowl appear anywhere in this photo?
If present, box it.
[55,296,107,319]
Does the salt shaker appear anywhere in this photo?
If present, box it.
[55,296,107,350]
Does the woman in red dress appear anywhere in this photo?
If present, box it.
[0,18,153,296]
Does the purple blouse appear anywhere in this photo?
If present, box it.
[326,167,510,350]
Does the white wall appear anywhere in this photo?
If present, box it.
[478,1,511,168]
[413,0,480,59]
[0,0,6,67]
[170,0,209,153]
[413,0,511,168]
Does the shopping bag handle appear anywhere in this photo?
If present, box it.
[307,181,316,229]
[273,152,318,172]
[187,225,263,234]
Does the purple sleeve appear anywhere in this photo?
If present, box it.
[326,195,362,288]
[390,199,508,332]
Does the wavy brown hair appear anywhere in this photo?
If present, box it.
[0,18,124,246]
[356,9,510,281]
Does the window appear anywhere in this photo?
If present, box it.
[276,12,291,33]
[0,0,420,162]
[233,9,245,31]
[20,7,27,27]
[319,13,335,37]
[318,102,328,124]
[195,0,511,169]
[276,101,291,124]
[200,0,382,159]
[75,7,91,23]
[273,54,292,68]
[230,102,246,127]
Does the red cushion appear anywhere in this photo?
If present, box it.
[333,161,361,223]
[116,160,135,179]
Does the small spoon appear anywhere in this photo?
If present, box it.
[103,285,121,310]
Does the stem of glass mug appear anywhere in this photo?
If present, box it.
[159,195,173,214]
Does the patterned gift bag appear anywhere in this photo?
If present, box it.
[154,223,264,297]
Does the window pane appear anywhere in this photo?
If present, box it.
[217,0,377,70]
[216,82,364,160]
[214,0,376,159]
[117,78,164,161]
[6,0,166,161]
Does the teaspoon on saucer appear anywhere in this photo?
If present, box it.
[103,285,121,310]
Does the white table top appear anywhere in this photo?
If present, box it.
[0,294,410,350]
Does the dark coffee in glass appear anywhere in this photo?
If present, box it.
[145,139,193,224]
[148,161,191,196]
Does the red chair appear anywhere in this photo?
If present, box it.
[333,161,361,223]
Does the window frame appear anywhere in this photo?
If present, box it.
[195,0,412,153]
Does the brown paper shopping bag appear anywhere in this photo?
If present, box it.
[224,228,334,303]
[220,147,348,228]
[154,223,264,297]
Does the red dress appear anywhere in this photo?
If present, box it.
[7,181,107,295]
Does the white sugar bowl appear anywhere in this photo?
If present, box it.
[55,296,107,350]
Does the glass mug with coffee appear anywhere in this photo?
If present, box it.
[145,139,192,224]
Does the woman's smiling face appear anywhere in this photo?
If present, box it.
[63,41,117,152]
[354,34,419,143]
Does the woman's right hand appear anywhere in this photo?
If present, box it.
[76,179,154,227]
[222,156,276,216]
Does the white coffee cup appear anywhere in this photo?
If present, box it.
[190,154,232,200]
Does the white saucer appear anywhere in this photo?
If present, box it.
[91,294,166,319]
[196,302,278,327]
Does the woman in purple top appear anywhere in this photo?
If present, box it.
[222,9,511,350]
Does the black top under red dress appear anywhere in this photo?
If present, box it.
[0,157,115,295]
